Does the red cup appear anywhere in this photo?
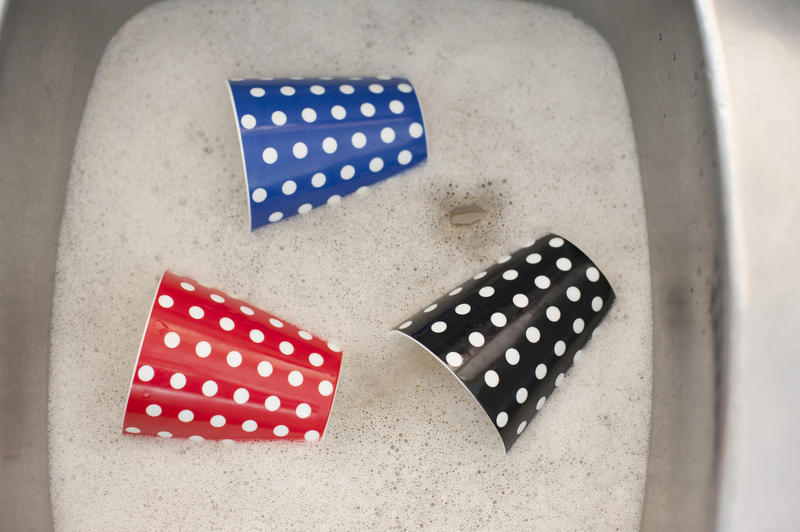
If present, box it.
[122,272,343,442]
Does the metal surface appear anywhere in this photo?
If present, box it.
[0,0,797,531]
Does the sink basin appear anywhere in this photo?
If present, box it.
[1,0,798,530]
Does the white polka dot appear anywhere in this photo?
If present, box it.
[273,425,289,437]
[557,257,572,271]
[397,82,413,93]
[397,150,412,165]
[320,137,338,155]
[449,287,463,296]
[282,180,297,195]
[496,412,509,428]
[360,102,376,117]
[502,269,519,280]
[340,165,355,180]
[271,111,287,126]
[535,363,548,380]
[240,114,256,129]
[247,329,264,344]
[549,237,565,247]
[586,266,600,282]
[311,172,326,188]
[505,348,520,365]
[554,340,566,356]
[473,271,487,280]
[369,157,384,172]
[230,387,250,404]
[409,122,423,138]
[573,318,585,334]
[188,435,204,441]
[574,349,584,363]
[513,294,529,308]
[546,306,561,322]
[252,188,267,203]
[210,293,225,303]
[262,147,278,164]
[280,85,295,96]
[368,83,384,93]
[178,409,194,422]
[264,395,280,411]
[445,352,463,367]
[146,404,162,417]
[179,281,195,291]
[516,388,529,404]
[491,312,507,327]
[339,84,354,94]
[157,431,173,439]
[288,370,303,387]
[592,296,604,312]
[309,353,324,367]
[351,132,367,148]
[469,332,485,347]
[328,342,342,352]
[301,107,317,122]
[226,350,243,367]
[170,372,186,389]
[219,317,235,330]
[526,253,542,264]
[257,360,273,377]
[137,365,154,382]
[380,127,396,143]
[157,295,173,308]
[240,305,255,316]
[566,286,581,302]
[389,100,404,113]
[479,286,495,297]
[250,87,265,97]
[202,380,218,397]
[125,427,140,433]
[327,195,342,205]
[164,332,180,348]
[497,255,512,264]
[526,327,541,343]
[534,275,551,289]
[318,380,334,396]
[296,403,311,419]
[310,84,325,95]
[305,430,320,441]
[210,415,226,428]
[424,303,438,313]
[484,370,499,387]
[431,321,447,333]
[268,211,283,223]
[455,303,471,315]
[297,203,312,215]
[188,306,204,319]
[269,318,283,328]
[242,420,258,432]
[195,341,211,358]
[298,330,313,340]
[398,320,412,330]
[517,421,527,435]
[292,142,308,159]
[536,396,547,410]
[279,341,294,355]
[555,373,565,387]
[331,105,346,119]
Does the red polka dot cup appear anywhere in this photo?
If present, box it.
[122,272,342,442]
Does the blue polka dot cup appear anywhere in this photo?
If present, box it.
[228,77,428,230]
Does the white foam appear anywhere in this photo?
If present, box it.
[48,0,653,529]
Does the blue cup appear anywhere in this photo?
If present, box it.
[228,77,428,230]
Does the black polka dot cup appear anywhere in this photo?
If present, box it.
[392,235,614,451]
[228,77,428,230]
[122,272,343,442]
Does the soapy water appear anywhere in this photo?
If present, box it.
[48,0,652,530]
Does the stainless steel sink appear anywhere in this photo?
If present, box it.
[1,0,798,530]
